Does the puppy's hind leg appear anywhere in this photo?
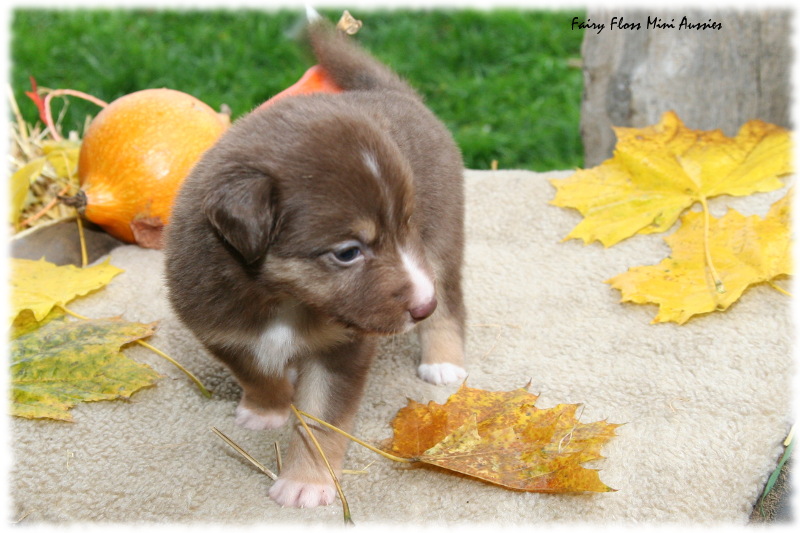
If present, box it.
[416,296,467,386]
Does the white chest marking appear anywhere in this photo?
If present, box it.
[248,306,352,376]
[253,313,303,375]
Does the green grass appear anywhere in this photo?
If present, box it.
[11,8,585,170]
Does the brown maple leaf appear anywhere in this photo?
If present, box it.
[381,384,620,493]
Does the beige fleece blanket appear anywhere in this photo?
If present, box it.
[10,169,793,525]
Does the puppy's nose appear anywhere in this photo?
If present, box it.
[410,296,437,322]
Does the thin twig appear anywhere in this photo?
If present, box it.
[12,509,35,524]
[57,305,211,398]
[44,89,108,142]
[7,83,29,145]
[343,460,376,475]
[137,340,212,398]
[295,408,415,464]
[76,216,88,268]
[19,184,70,227]
[211,427,278,480]
[290,405,353,525]
[274,441,282,474]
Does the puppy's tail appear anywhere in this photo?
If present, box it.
[307,16,418,98]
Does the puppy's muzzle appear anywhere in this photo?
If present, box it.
[409,295,437,322]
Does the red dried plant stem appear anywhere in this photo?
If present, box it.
[44,89,108,142]
[19,184,70,227]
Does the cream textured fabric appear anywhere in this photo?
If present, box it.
[10,170,792,525]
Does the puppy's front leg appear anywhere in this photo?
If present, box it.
[207,342,295,430]
[417,294,467,386]
[269,337,377,508]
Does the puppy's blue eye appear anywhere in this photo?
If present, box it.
[332,245,362,265]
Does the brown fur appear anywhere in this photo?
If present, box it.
[164,19,465,508]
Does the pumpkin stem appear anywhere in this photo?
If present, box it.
[58,189,87,212]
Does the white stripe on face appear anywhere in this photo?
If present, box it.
[362,148,399,219]
[401,250,435,308]
[362,150,381,180]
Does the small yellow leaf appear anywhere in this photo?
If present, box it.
[607,192,792,324]
[9,158,45,223]
[550,111,792,246]
[42,140,80,178]
[10,258,123,325]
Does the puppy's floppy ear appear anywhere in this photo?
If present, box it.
[202,174,277,264]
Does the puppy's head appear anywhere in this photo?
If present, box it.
[200,97,437,334]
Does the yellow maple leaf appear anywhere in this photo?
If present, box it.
[381,384,620,493]
[10,258,123,325]
[550,111,791,247]
[606,193,792,324]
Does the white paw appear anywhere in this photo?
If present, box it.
[234,403,289,430]
[417,363,467,385]
[269,478,336,508]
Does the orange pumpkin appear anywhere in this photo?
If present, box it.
[256,65,341,111]
[75,88,228,247]
[72,68,339,248]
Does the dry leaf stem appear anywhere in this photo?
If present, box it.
[136,339,211,398]
[290,405,354,525]
[57,305,211,398]
[274,441,283,474]
[294,408,415,464]
[698,195,726,294]
[7,83,29,146]
[76,216,88,267]
[210,427,278,480]
[43,89,107,142]
[20,184,70,228]
[768,281,792,297]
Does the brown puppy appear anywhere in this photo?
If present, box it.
[164,17,466,508]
